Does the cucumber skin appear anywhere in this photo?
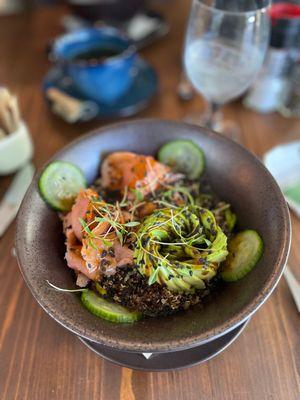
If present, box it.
[38,161,86,212]
[81,290,142,323]
[221,230,264,282]
[158,140,205,180]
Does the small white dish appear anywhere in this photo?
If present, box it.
[0,121,33,175]
[263,141,300,217]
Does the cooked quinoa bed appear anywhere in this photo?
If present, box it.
[98,266,220,317]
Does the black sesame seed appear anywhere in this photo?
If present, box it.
[101,250,107,258]
[108,248,115,257]
[101,259,108,267]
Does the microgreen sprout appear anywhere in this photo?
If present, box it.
[79,195,142,249]
[46,280,88,293]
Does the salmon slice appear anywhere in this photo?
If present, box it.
[101,152,175,196]
[64,187,134,280]
[82,236,133,277]
[68,188,98,241]
[65,228,99,280]
[114,240,133,268]
[81,220,133,276]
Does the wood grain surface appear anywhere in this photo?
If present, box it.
[0,2,299,399]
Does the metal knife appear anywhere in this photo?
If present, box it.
[0,163,35,237]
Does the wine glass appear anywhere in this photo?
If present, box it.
[184,0,270,138]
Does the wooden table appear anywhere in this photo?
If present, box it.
[0,3,299,399]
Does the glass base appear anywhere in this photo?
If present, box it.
[184,110,240,142]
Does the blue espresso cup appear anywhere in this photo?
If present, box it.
[51,27,137,104]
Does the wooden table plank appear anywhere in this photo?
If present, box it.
[0,3,299,400]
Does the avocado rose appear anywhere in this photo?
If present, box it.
[134,205,228,293]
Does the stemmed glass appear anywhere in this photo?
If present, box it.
[184,0,270,137]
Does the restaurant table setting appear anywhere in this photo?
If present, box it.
[0,0,300,398]
[43,26,158,122]
[41,0,171,123]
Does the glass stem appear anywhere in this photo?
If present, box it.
[204,101,221,129]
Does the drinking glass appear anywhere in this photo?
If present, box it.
[184,0,270,137]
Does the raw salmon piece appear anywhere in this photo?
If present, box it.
[65,228,99,280]
[64,186,134,280]
[100,152,174,196]
[69,188,98,241]
[114,240,134,268]
[81,226,134,277]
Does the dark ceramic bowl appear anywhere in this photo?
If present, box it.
[16,119,290,353]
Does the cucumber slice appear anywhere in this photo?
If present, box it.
[158,140,205,180]
[38,161,86,212]
[221,230,263,282]
[81,290,142,323]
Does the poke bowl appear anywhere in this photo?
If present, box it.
[15,119,290,369]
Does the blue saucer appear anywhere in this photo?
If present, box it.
[42,57,158,121]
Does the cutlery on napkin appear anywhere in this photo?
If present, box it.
[0,163,35,237]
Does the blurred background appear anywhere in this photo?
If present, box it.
[1,0,300,122]
[0,0,300,210]
[0,0,167,15]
